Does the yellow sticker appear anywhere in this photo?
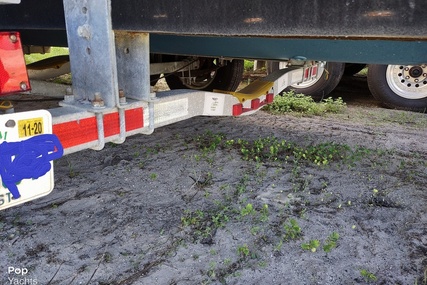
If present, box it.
[18,117,44,138]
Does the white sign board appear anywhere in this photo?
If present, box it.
[0,110,63,210]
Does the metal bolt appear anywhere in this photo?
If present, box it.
[19,82,27,90]
[119,89,127,104]
[414,79,419,83]
[9,34,17,43]
[92,92,105,108]
[63,87,75,103]
[64,95,75,103]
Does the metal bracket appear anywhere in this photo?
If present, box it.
[63,0,119,108]
[62,0,153,146]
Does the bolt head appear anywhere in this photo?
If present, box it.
[20,82,28,90]
[64,94,75,103]
[65,87,73,95]
[9,34,17,43]
[119,97,127,104]
[92,100,105,108]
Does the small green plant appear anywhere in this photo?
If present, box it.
[359,269,377,282]
[250,226,261,236]
[283,219,302,241]
[150,173,157,180]
[237,244,250,257]
[181,206,232,242]
[240,203,255,217]
[67,159,78,178]
[235,174,249,197]
[244,60,254,71]
[259,204,269,222]
[207,261,217,278]
[301,239,320,252]
[181,209,205,227]
[323,232,340,253]
[223,258,232,265]
[211,210,229,228]
[264,90,346,116]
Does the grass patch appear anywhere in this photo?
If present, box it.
[25,47,69,65]
[264,91,346,116]
[192,131,371,166]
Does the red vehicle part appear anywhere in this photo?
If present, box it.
[0,32,31,95]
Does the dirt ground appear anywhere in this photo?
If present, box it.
[1,76,427,285]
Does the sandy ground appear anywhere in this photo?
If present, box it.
[1,76,427,285]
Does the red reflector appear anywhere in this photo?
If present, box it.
[232,103,243,116]
[53,108,144,150]
[0,32,31,96]
[251,98,260,109]
[266,93,274,103]
[311,66,318,77]
[304,68,310,80]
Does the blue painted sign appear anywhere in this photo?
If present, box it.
[0,134,63,199]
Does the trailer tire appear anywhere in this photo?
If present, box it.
[166,59,243,92]
[367,64,427,111]
[284,62,345,100]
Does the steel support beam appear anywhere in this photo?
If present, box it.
[63,0,119,108]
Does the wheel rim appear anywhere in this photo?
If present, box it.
[290,64,325,88]
[386,64,427,100]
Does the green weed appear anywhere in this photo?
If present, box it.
[240,203,255,217]
[301,239,320,252]
[323,232,340,253]
[237,244,250,257]
[264,91,346,116]
[244,60,254,71]
[283,219,302,241]
[359,269,377,282]
[189,132,370,167]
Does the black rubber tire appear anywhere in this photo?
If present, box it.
[165,59,244,92]
[367,64,427,111]
[344,63,367,76]
[284,62,345,100]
